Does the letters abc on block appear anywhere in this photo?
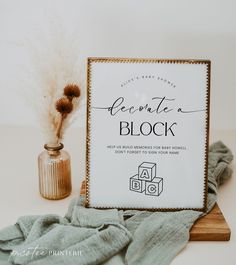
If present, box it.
[130,175,146,193]
[145,177,163,196]
[138,162,156,181]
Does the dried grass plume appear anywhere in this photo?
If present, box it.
[21,22,84,144]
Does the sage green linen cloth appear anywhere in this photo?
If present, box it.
[0,141,233,265]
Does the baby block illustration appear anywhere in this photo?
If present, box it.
[129,162,163,196]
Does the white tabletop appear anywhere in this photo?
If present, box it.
[0,126,235,264]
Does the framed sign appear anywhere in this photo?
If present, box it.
[86,57,210,211]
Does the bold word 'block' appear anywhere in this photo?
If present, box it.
[129,175,146,193]
[138,162,156,181]
[145,177,163,196]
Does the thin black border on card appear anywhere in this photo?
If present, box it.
[85,57,211,212]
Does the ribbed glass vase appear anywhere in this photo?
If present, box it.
[38,143,72,200]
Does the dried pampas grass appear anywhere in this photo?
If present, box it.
[22,22,84,144]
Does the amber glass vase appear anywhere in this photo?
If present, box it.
[38,143,72,200]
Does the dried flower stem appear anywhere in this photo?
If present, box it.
[56,114,67,140]
[55,97,74,142]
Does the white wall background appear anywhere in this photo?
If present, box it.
[0,0,235,130]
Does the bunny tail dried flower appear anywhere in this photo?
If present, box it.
[64,84,81,101]
[55,97,73,140]
[56,98,73,114]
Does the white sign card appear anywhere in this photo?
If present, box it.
[86,58,210,211]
